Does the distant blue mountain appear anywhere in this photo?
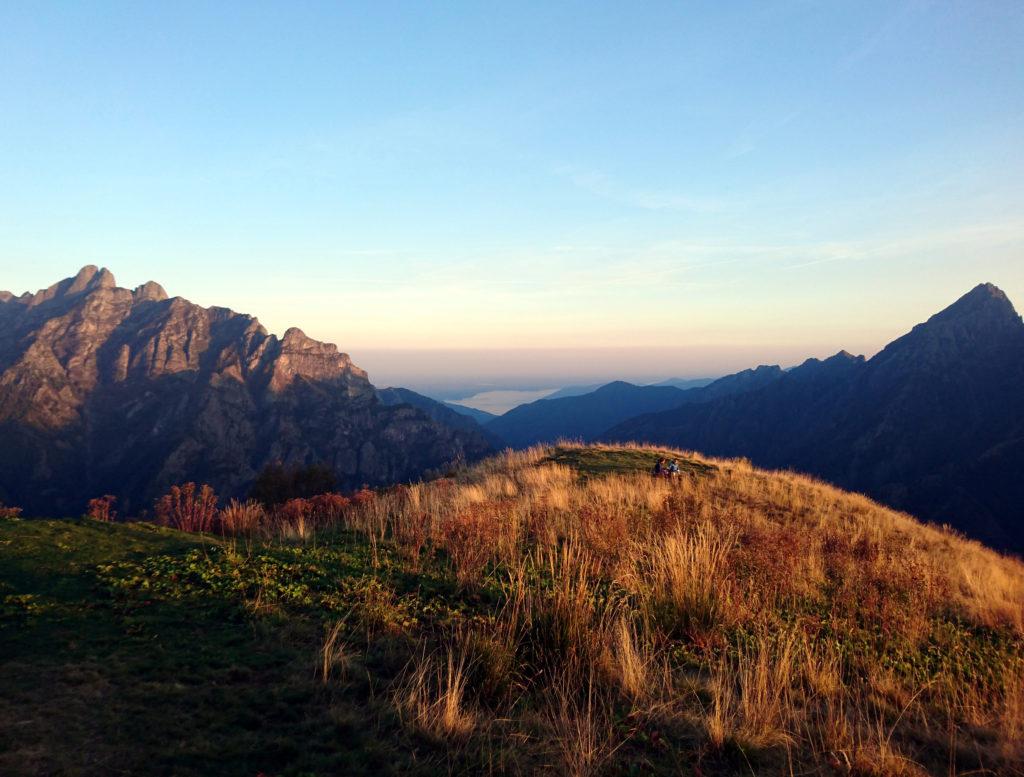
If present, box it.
[650,377,715,390]
[543,384,605,400]
[442,401,499,425]
[485,367,783,449]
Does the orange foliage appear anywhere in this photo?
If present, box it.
[439,500,504,585]
[0,503,22,519]
[277,497,312,526]
[308,492,351,523]
[86,494,117,522]
[154,482,218,533]
[218,499,266,535]
[394,510,430,566]
[352,487,377,506]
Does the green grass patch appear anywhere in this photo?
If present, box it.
[0,517,492,777]
[544,445,716,479]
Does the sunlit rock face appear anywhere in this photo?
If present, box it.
[0,266,492,515]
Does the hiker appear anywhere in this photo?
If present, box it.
[667,459,680,476]
[652,458,666,478]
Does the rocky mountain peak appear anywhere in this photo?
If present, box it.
[871,283,1024,371]
[281,327,319,348]
[261,325,368,395]
[66,265,116,294]
[928,282,1021,329]
[132,280,168,302]
[66,265,101,293]
[12,265,119,309]
[821,350,864,367]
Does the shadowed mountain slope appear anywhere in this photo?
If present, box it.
[376,387,503,449]
[441,401,498,425]
[0,267,491,515]
[606,284,1024,551]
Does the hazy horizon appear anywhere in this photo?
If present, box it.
[4,267,1021,401]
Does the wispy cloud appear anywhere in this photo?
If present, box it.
[289,217,1024,302]
[554,164,726,214]
[723,109,802,160]
[780,220,1024,270]
[838,0,929,72]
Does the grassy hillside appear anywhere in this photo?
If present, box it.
[2,444,1023,776]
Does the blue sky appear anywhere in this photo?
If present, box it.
[2,1,1022,391]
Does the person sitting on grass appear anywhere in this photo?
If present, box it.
[667,459,680,476]
[652,458,666,477]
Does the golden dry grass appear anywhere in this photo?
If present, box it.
[395,641,476,743]
[303,442,1024,773]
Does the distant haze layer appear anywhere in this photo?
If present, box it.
[448,389,559,415]
[352,343,880,398]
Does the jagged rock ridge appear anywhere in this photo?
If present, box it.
[0,266,492,515]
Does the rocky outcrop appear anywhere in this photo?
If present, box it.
[0,267,493,516]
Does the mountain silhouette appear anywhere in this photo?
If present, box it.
[441,401,498,425]
[605,284,1024,551]
[486,367,783,448]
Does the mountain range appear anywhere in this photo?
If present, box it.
[0,267,493,516]
[2,268,1021,553]
[452,283,1022,551]
[604,284,1024,551]
[484,366,783,448]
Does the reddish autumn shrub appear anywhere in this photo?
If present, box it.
[86,495,117,522]
[154,483,218,533]
[277,497,312,526]
[433,477,457,494]
[308,492,350,525]
[734,525,809,598]
[0,503,23,519]
[394,510,430,567]
[219,499,266,535]
[579,505,629,568]
[351,487,376,506]
[440,501,502,586]
[652,490,701,536]
[523,495,556,546]
[818,530,947,641]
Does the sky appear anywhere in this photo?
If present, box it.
[2,1,1022,395]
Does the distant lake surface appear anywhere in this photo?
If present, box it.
[452,388,559,415]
